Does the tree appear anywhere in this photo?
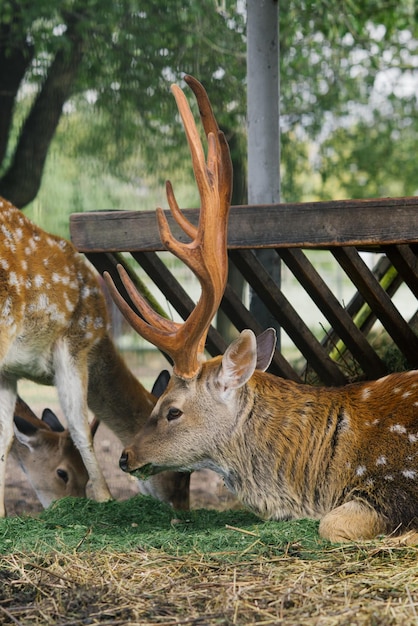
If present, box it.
[0,0,246,207]
[0,0,417,210]
[278,0,418,201]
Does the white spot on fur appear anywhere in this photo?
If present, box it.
[365,418,380,427]
[93,317,104,329]
[362,387,371,400]
[356,465,367,476]
[9,272,21,289]
[402,470,417,479]
[384,474,394,481]
[376,456,387,466]
[390,424,407,434]
[409,433,418,443]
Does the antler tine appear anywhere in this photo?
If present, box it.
[105,76,232,379]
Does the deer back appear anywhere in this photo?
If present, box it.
[0,198,109,383]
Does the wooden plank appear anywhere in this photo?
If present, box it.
[70,196,418,253]
[332,247,418,367]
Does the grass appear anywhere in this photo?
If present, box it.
[0,496,324,558]
[1,497,418,624]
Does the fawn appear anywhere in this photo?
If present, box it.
[12,396,91,508]
[105,75,418,543]
[0,198,189,516]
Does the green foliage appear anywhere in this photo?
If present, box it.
[2,0,418,211]
[0,496,325,560]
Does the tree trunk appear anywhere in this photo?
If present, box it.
[0,17,85,208]
[0,20,34,165]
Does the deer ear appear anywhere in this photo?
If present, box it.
[42,408,65,432]
[256,328,277,371]
[151,370,171,398]
[217,329,257,394]
[13,416,38,450]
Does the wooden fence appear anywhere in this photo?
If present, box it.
[70,196,418,386]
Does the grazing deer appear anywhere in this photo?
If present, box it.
[104,75,418,543]
[0,198,189,516]
[11,396,91,507]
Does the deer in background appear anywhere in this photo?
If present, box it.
[11,396,92,508]
[0,197,189,516]
[105,74,418,543]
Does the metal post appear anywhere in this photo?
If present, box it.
[247,0,281,344]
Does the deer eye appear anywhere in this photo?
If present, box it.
[167,407,183,421]
[57,468,69,484]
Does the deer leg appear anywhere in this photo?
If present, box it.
[0,377,17,517]
[319,500,387,542]
[53,341,112,502]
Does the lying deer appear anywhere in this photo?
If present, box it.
[12,396,91,508]
[104,75,418,543]
[0,197,189,516]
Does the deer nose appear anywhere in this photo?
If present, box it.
[119,451,129,472]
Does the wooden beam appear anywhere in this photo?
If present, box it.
[70,197,418,253]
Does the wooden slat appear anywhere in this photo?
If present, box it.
[278,248,387,378]
[230,249,347,386]
[321,254,404,352]
[332,247,418,367]
[383,245,418,298]
[221,279,302,382]
[70,196,418,253]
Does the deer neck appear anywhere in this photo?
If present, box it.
[87,335,156,445]
[217,373,348,521]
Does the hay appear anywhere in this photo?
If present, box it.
[1,539,418,625]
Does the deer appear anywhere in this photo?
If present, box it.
[104,74,418,544]
[11,396,91,508]
[0,196,189,516]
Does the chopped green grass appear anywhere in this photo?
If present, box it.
[0,495,325,560]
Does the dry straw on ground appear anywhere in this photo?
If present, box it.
[1,537,418,625]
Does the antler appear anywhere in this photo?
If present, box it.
[103,75,232,379]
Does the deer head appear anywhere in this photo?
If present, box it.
[102,74,234,477]
[12,397,94,507]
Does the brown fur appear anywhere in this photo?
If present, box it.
[121,329,418,542]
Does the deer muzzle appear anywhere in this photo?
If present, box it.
[119,448,159,480]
